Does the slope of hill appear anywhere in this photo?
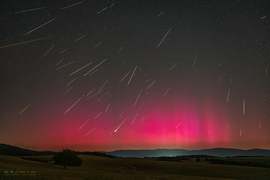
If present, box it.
[1,154,270,180]
[0,144,55,156]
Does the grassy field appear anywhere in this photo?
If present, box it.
[0,154,270,180]
[221,156,270,167]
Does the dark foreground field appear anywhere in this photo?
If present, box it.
[0,154,270,180]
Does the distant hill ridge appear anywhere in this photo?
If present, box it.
[1,143,270,157]
[0,144,55,156]
[104,148,270,158]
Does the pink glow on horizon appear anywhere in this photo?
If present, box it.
[11,98,231,151]
[200,103,231,144]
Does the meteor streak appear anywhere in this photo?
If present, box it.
[84,58,107,76]
[0,36,52,49]
[98,79,109,92]
[227,89,230,102]
[157,27,172,48]
[139,102,144,110]
[61,1,85,10]
[176,122,182,128]
[86,88,94,97]
[169,64,177,71]
[127,66,137,85]
[109,3,115,8]
[158,11,164,17]
[105,103,110,112]
[110,126,116,135]
[98,6,108,14]
[23,17,60,36]
[60,48,68,54]
[192,55,197,68]
[94,112,103,119]
[74,34,87,42]
[147,80,156,89]
[55,61,74,70]
[243,99,245,114]
[85,127,96,136]
[42,44,55,58]
[134,90,142,106]
[119,110,124,118]
[65,95,84,114]
[164,87,170,96]
[131,113,138,125]
[69,62,92,76]
[94,42,101,48]
[218,77,222,82]
[145,79,151,82]
[90,69,99,75]
[98,91,110,101]
[66,78,77,86]
[114,118,127,132]
[56,59,64,66]
[64,86,73,94]
[78,119,89,131]
[118,47,123,52]
[86,90,104,99]
[120,70,131,82]
[15,7,47,13]
[19,103,32,114]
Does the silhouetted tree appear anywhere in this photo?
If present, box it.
[196,158,201,162]
[52,148,82,169]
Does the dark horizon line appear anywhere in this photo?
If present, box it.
[1,143,270,153]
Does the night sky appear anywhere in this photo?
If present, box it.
[1,0,269,152]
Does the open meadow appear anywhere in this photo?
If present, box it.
[0,154,270,180]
